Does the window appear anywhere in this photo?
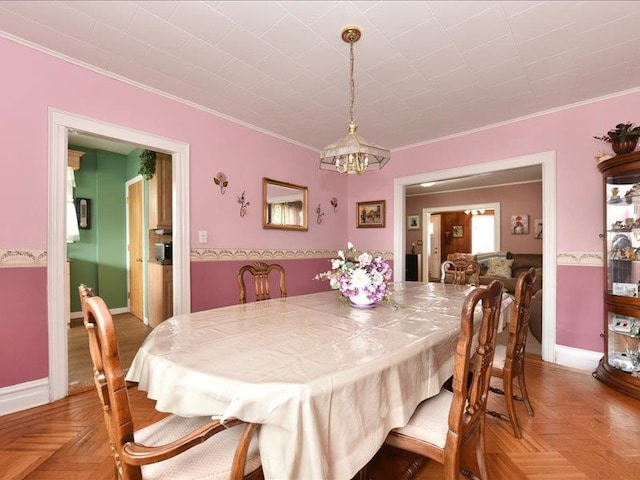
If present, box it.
[471,213,495,253]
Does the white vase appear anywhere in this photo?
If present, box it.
[349,290,376,308]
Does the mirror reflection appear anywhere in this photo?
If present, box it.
[263,178,308,231]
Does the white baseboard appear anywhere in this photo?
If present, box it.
[70,306,129,319]
[555,345,602,371]
[0,378,49,416]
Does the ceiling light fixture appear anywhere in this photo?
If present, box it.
[320,25,390,175]
[464,209,486,215]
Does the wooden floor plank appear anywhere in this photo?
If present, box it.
[1,334,638,479]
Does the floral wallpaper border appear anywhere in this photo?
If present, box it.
[0,249,47,268]
[556,252,603,266]
[0,249,602,267]
[190,248,394,262]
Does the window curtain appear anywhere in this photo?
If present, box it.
[67,166,80,243]
[269,201,303,225]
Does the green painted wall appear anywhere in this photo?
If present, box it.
[67,148,98,310]
[68,146,140,312]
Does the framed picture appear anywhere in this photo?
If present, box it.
[75,197,91,229]
[407,214,420,230]
[452,225,463,238]
[534,219,542,239]
[511,214,529,235]
[357,200,386,228]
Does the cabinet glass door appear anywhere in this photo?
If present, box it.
[607,312,640,374]
[606,174,640,296]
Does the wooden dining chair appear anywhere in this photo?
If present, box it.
[441,259,481,286]
[382,280,504,480]
[237,261,287,304]
[486,268,537,438]
[78,286,262,480]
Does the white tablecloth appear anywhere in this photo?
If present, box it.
[127,282,494,480]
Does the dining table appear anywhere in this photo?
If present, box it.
[126,281,512,480]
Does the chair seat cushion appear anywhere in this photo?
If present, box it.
[137,415,261,480]
[493,344,506,370]
[392,389,453,449]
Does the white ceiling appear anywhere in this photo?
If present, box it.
[3,1,640,154]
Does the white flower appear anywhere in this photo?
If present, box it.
[347,242,353,250]
[331,258,343,269]
[337,250,345,259]
[358,252,372,266]
[371,271,384,286]
[350,267,371,290]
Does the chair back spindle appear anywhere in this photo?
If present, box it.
[237,262,287,304]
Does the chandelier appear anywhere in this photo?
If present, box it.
[320,25,390,175]
[464,209,486,215]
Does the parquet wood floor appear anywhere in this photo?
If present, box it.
[67,313,150,395]
[3,355,640,479]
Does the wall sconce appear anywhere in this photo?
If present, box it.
[214,172,228,194]
[316,204,325,224]
[237,191,249,217]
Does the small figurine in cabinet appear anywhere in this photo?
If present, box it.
[610,187,622,203]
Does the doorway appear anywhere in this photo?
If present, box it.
[48,109,191,402]
[421,203,501,282]
[394,151,556,363]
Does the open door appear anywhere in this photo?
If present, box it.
[426,213,441,282]
[127,179,144,320]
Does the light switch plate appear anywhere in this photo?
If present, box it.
[198,231,207,243]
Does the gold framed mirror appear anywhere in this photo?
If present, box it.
[263,178,308,231]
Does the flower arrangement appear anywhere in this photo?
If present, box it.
[315,242,392,305]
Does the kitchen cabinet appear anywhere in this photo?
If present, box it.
[148,152,172,230]
[148,262,173,328]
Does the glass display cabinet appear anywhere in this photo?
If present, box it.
[596,152,640,399]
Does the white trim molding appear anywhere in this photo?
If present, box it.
[0,249,47,268]
[48,108,191,403]
[557,252,603,266]
[0,378,49,416]
[555,345,602,372]
[394,151,557,364]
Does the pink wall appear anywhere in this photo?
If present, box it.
[405,182,543,255]
[346,86,640,355]
[0,37,348,389]
[191,258,333,311]
[2,34,636,390]
[0,268,48,385]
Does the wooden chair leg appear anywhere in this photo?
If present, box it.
[517,368,534,416]
[503,374,522,439]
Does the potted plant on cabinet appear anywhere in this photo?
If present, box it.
[594,122,640,154]
[138,149,157,179]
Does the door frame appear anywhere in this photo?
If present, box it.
[421,202,501,282]
[48,108,191,401]
[394,150,556,363]
[126,176,146,323]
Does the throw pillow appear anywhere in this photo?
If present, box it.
[486,258,513,278]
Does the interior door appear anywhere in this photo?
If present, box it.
[127,180,144,320]
[428,214,441,281]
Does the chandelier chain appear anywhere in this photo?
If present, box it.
[349,39,355,125]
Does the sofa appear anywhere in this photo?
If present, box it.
[445,251,542,294]
[476,252,542,295]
